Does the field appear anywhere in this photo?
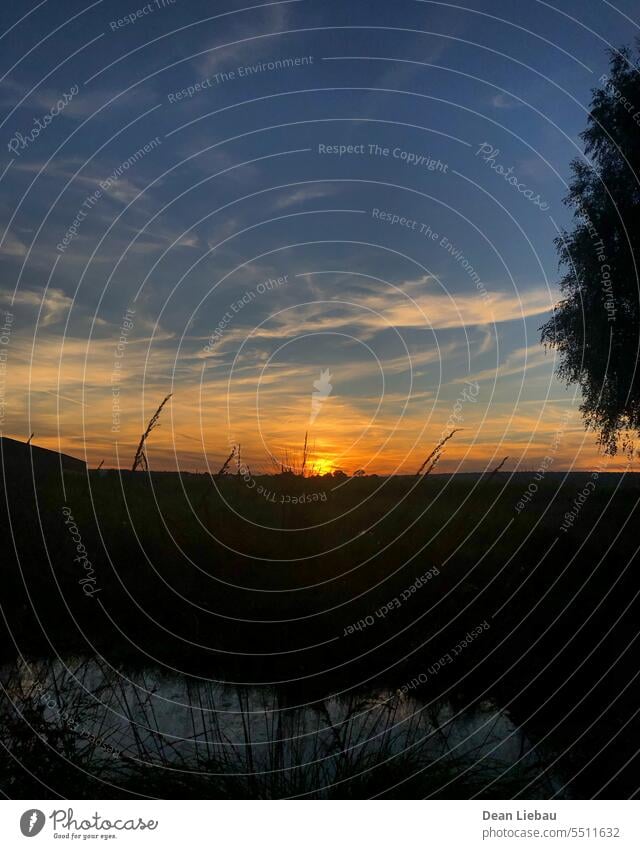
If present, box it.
[1,466,639,798]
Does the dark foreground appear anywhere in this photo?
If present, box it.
[1,464,639,798]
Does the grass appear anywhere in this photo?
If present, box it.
[1,658,555,799]
[1,466,640,796]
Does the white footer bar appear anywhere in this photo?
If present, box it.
[1,800,638,848]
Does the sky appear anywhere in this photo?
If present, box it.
[0,0,637,474]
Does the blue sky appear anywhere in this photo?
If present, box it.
[0,0,637,472]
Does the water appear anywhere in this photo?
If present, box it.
[2,657,562,797]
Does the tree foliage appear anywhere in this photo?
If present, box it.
[541,44,640,454]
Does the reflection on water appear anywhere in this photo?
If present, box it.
[2,657,563,798]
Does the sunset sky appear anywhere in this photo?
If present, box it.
[0,0,636,473]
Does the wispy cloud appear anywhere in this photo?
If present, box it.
[194,0,298,78]
[457,345,553,385]
[490,92,521,110]
[271,184,340,210]
[3,287,74,326]
[1,230,27,257]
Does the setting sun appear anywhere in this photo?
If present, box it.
[311,458,334,476]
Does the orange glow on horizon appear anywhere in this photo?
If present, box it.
[1,332,635,475]
[311,457,335,476]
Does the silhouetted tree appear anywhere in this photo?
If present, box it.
[541,44,640,454]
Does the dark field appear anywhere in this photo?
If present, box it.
[2,467,639,798]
